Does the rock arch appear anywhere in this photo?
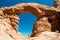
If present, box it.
[0,3,60,39]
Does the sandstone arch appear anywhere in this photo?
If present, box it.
[0,3,60,39]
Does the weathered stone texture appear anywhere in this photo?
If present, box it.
[0,2,60,40]
[31,17,51,37]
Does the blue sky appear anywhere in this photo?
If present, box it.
[0,0,54,37]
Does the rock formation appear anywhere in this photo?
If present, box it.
[54,0,60,8]
[0,0,60,40]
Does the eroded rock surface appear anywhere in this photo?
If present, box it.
[31,17,51,37]
[0,1,60,40]
[30,31,60,40]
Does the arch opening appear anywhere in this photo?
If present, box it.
[18,12,37,37]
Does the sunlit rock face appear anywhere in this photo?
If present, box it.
[0,10,24,40]
[0,2,60,40]
[30,31,60,40]
[31,17,51,37]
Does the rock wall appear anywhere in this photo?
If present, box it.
[0,2,60,40]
